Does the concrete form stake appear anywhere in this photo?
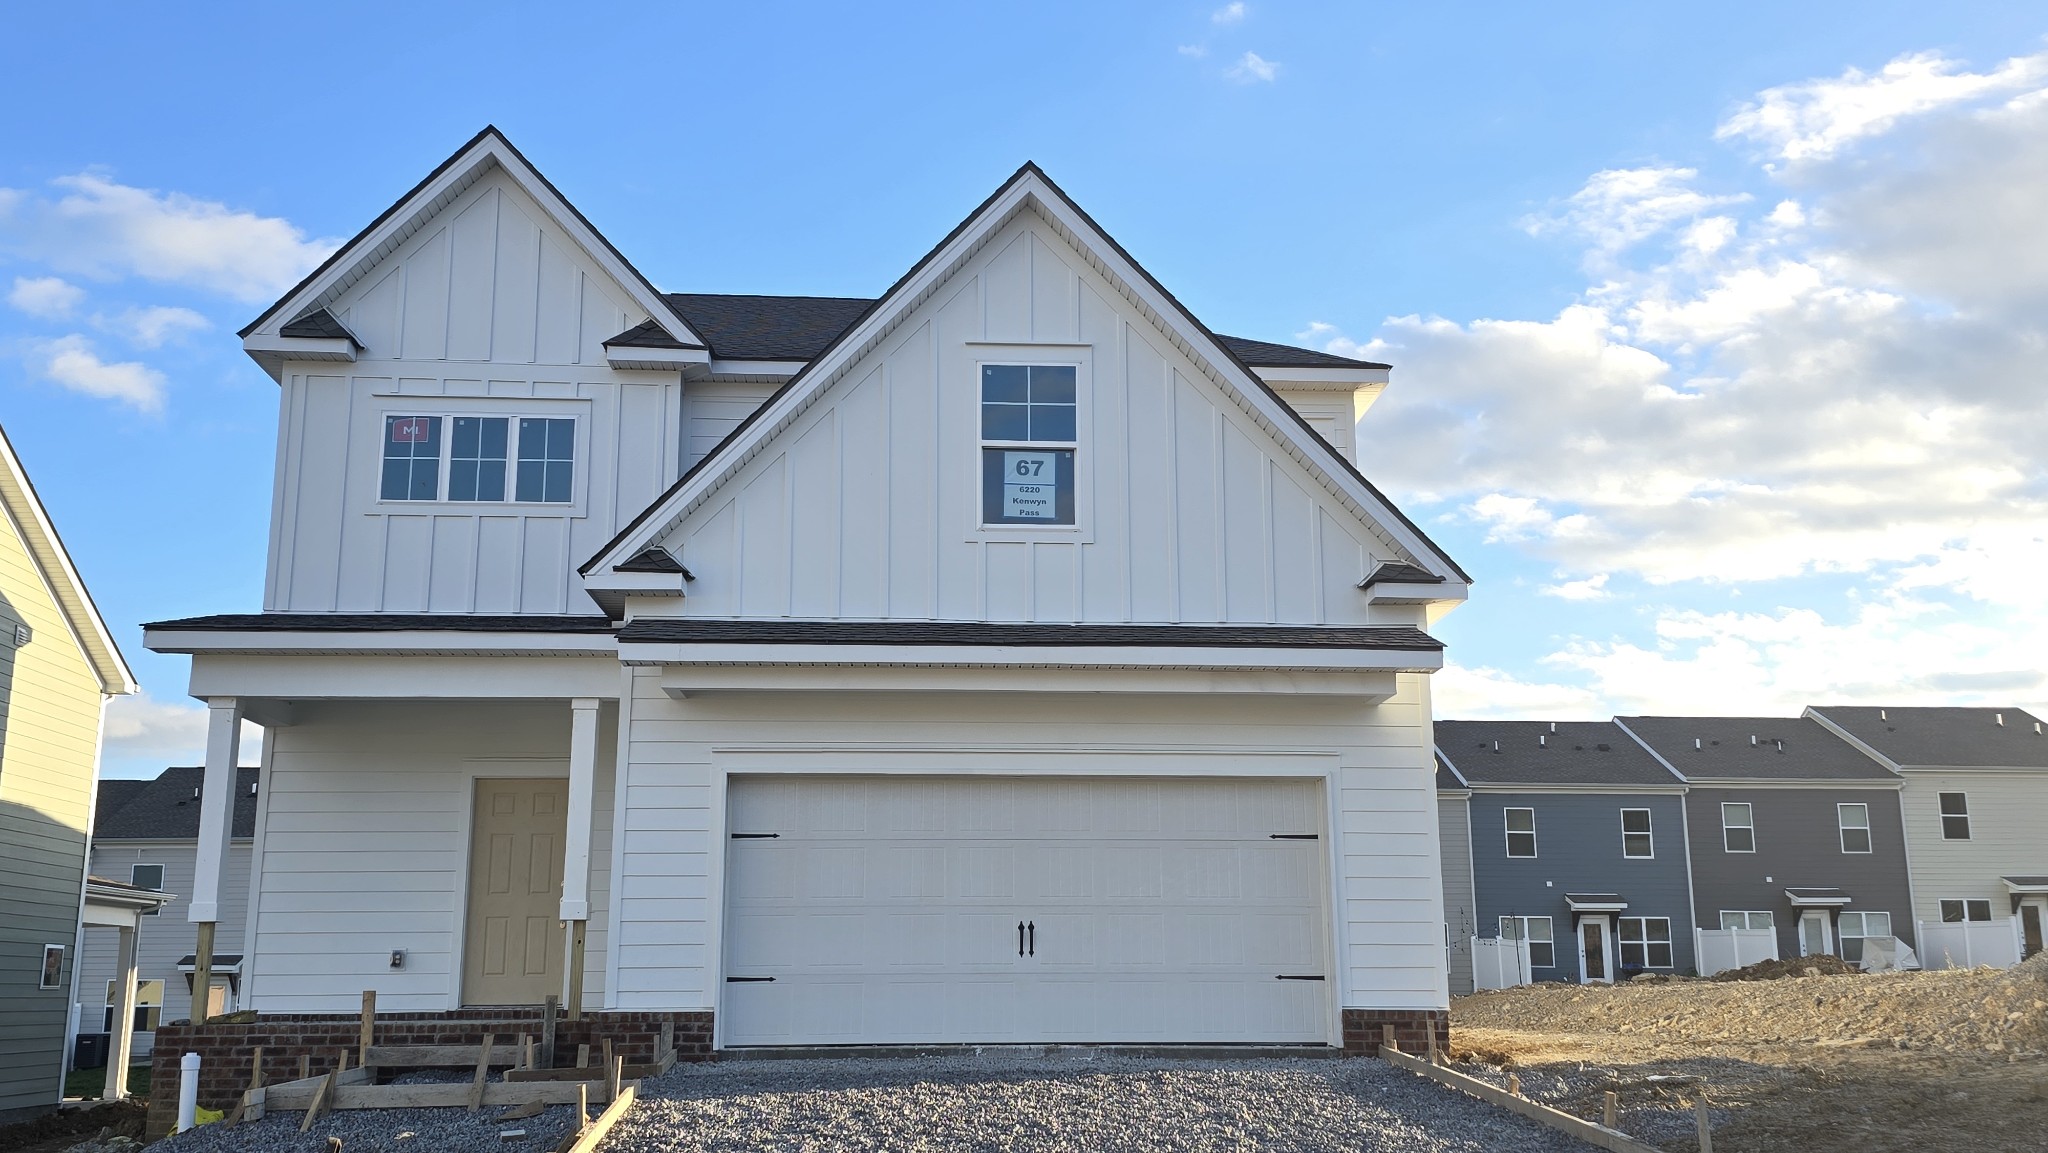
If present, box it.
[1506,1073,1521,1098]
[177,1052,201,1134]
[1603,1090,1618,1130]
[1695,1092,1713,1153]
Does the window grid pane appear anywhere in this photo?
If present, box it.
[381,416,442,501]
[1504,808,1537,858]
[449,416,509,502]
[516,418,575,503]
[1621,809,1653,858]
[1722,803,1755,852]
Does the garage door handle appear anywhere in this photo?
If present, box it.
[1274,974,1325,981]
[726,976,775,983]
[731,832,779,839]
[1018,922,1026,957]
[1028,921,1036,957]
[1270,834,1319,840]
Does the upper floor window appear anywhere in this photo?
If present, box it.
[1620,808,1653,859]
[382,414,575,505]
[980,364,1076,526]
[1722,802,1755,853]
[1504,807,1537,858]
[131,863,165,916]
[1939,792,1971,840]
[1837,803,1872,854]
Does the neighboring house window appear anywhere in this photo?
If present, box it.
[1940,899,1992,923]
[1504,807,1537,858]
[1619,917,1674,968]
[104,979,164,1033]
[381,415,443,500]
[516,417,576,504]
[449,417,510,502]
[1500,915,1555,968]
[1939,793,1971,840]
[131,863,165,916]
[1719,911,1774,931]
[1721,802,1755,852]
[39,944,63,989]
[1837,803,1872,853]
[381,413,576,504]
[1837,912,1892,963]
[1620,808,1654,859]
[980,364,1077,526]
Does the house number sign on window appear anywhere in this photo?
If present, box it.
[1003,451,1060,519]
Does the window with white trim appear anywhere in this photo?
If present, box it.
[1504,807,1537,858]
[1939,792,1971,840]
[381,414,575,504]
[1837,803,1871,853]
[1721,802,1755,853]
[1836,911,1892,963]
[980,364,1076,526]
[1618,917,1674,968]
[1940,898,1992,923]
[104,978,163,1032]
[131,863,165,916]
[1621,808,1653,859]
[1500,915,1554,968]
[1719,910,1774,931]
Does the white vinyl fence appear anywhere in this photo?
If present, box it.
[1694,928,1779,976]
[1917,918,2022,970]
[1472,937,1533,990]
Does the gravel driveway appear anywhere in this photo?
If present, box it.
[607,1052,1599,1152]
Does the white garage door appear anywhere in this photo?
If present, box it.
[721,775,1331,1046]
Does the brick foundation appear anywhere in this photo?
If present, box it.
[1341,1009,1449,1056]
[146,1008,712,1140]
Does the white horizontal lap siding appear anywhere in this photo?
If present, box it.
[682,383,781,475]
[1900,772,2048,925]
[614,668,1446,1020]
[79,842,254,1032]
[266,167,684,614]
[248,701,571,1012]
[661,215,1408,626]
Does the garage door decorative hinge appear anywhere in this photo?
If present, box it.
[1269,833,1319,840]
[725,976,776,983]
[1274,974,1325,981]
[730,832,780,839]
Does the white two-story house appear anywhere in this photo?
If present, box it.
[143,128,1470,1060]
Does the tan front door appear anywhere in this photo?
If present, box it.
[463,778,568,1005]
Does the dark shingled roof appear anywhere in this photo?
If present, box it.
[1619,716,1900,782]
[603,318,701,350]
[617,619,1441,650]
[95,766,260,840]
[1435,720,1681,788]
[278,308,358,343]
[651,293,1388,369]
[1435,752,1468,791]
[1805,706,2048,770]
[1360,562,1446,588]
[147,613,615,633]
[614,546,688,574]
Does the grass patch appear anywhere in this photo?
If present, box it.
[64,1063,150,1100]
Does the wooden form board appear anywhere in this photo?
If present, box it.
[1378,1045,1664,1153]
[558,1084,636,1153]
[505,1048,676,1082]
[258,1072,622,1113]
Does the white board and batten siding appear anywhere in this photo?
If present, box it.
[243,700,615,1012]
[647,214,1424,629]
[264,167,684,615]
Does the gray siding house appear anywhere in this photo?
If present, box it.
[1619,716,1913,963]
[78,767,257,1053]
[1436,756,1476,994]
[1439,721,1695,982]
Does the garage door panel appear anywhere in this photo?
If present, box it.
[722,775,1331,1046]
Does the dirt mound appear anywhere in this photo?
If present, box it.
[0,1102,143,1153]
[1709,954,1860,981]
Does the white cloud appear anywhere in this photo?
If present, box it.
[105,304,211,348]
[102,691,262,766]
[1525,166,1749,259]
[1433,663,1606,720]
[1212,2,1246,24]
[1178,44,1209,59]
[1718,49,2048,163]
[1542,573,1612,601]
[1226,51,1278,84]
[0,171,339,302]
[37,335,167,411]
[7,275,85,319]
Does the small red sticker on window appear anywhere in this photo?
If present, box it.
[391,417,429,444]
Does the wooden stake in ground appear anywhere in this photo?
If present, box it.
[299,1054,310,1081]
[359,990,375,1069]
[602,1039,613,1082]
[576,1043,590,1069]
[1604,1090,1619,1130]
[541,995,559,1069]
[224,1046,265,1127]
[606,1056,623,1104]
[523,1034,536,1072]
[577,1082,588,1126]
[300,1055,343,1133]
[1507,1073,1521,1097]
[1695,1092,1713,1153]
[469,1035,496,1112]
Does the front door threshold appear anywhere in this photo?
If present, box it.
[720,1043,1342,1062]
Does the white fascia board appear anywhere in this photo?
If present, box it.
[1251,366,1389,388]
[585,572,687,596]
[242,335,358,361]
[1433,750,1472,787]
[660,664,1398,699]
[1364,581,1466,607]
[698,359,808,381]
[186,653,622,700]
[622,640,1441,674]
[604,346,709,372]
[0,429,137,693]
[146,628,615,657]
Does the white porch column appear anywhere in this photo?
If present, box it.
[189,698,241,1016]
[561,697,601,1018]
[105,925,139,1100]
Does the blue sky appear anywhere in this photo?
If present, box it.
[3,4,2044,776]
